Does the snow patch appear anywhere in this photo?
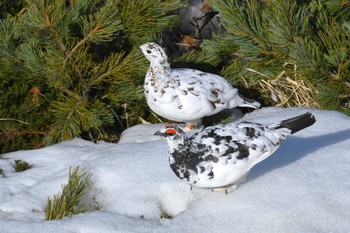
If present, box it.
[0,107,349,232]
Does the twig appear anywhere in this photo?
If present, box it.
[246,68,270,79]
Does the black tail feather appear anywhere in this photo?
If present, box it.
[275,112,316,134]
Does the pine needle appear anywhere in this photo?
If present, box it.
[45,166,93,220]
[0,118,28,124]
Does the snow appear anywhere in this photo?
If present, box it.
[0,107,350,233]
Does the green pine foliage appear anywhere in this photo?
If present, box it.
[45,166,93,220]
[0,0,182,152]
[0,0,26,19]
[14,159,32,172]
[180,0,350,113]
[3,0,349,153]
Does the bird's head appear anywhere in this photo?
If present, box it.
[154,124,184,139]
[155,123,191,145]
[139,42,168,63]
[155,124,190,151]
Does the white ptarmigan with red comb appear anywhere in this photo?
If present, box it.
[155,112,316,192]
[140,42,260,130]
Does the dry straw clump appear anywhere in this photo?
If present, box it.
[244,63,320,108]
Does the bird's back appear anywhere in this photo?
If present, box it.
[170,121,290,188]
[172,68,238,103]
[192,121,290,167]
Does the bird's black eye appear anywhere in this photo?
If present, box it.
[146,50,152,54]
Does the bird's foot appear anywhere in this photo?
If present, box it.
[184,124,195,131]
[211,184,238,194]
[182,124,204,132]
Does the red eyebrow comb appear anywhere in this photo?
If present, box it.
[165,128,177,134]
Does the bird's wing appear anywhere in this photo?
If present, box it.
[172,68,238,104]
[191,122,290,170]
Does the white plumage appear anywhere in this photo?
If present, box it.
[155,112,316,192]
[140,42,260,129]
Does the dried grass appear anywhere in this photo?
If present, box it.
[244,63,320,108]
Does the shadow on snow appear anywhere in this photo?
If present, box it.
[247,128,350,182]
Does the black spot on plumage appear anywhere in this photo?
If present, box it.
[207,129,217,138]
[213,138,221,145]
[211,89,219,97]
[251,144,257,150]
[205,154,219,163]
[170,149,203,178]
[196,143,206,150]
[199,166,205,173]
[208,170,214,179]
[236,143,250,160]
[245,127,256,138]
[210,101,217,109]
[223,146,237,156]
[188,87,194,91]
[223,135,232,142]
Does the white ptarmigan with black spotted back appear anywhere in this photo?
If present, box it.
[155,112,316,192]
[140,42,260,129]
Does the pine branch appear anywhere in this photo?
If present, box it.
[0,0,187,151]
[45,166,93,220]
[322,0,350,21]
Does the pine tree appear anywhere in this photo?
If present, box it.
[0,0,26,19]
[178,0,350,113]
[0,0,182,152]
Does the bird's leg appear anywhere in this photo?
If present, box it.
[211,184,238,194]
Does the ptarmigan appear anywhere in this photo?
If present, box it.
[155,112,316,193]
[140,42,260,130]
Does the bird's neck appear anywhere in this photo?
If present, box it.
[148,59,171,79]
[166,136,191,154]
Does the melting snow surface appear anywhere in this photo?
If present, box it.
[0,107,349,233]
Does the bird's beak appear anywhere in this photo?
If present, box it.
[154,130,163,136]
